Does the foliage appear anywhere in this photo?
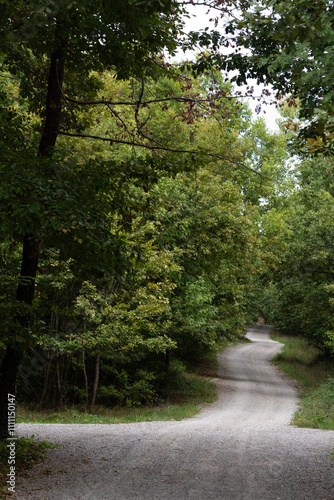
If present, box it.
[0,59,284,411]
[142,166,263,360]
[13,153,264,407]
[0,436,54,496]
[17,369,217,423]
[223,0,334,151]
[0,0,184,78]
[15,215,180,407]
[260,156,334,354]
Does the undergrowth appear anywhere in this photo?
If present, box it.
[17,374,216,424]
[0,436,55,498]
[271,331,334,430]
[17,355,218,425]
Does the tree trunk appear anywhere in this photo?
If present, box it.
[0,29,67,438]
[90,354,100,410]
[82,349,89,410]
[55,356,63,408]
[38,39,66,157]
[16,234,40,305]
[165,349,171,372]
[0,346,22,439]
[0,234,39,438]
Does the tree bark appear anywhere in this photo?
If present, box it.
[90,354,100,410]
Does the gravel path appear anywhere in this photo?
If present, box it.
[17,325,334,499]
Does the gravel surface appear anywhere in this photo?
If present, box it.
[17,325,334,499]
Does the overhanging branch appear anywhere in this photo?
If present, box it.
[63,95,211,107]
[58,130,262,176]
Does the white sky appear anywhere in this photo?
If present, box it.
[175,4,280,131]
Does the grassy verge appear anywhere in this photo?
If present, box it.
[0,436,55,498]
[271,331,334,430]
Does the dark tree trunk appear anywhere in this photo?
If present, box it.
[16,234,40,305]
[38,41,66,157]
[0,31,67,438]
[0,234,39,438]
[165,349,170,372]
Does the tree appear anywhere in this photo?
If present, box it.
[221,0,334,149]
[0,0,196,438]
[142,143,263,360]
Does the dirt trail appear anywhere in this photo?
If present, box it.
[17,325,334,499]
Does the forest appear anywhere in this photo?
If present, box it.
[0,0,333,439]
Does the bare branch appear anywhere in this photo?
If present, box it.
[106,103,136,142]
[63,95,213,107]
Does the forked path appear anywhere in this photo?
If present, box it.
[18,326,334,499]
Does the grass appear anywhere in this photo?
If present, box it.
[271,331,334,430]
[0,436,55,499]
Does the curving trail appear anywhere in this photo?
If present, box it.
[18,326,334,499]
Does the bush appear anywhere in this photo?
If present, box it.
[97,369,158,406]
